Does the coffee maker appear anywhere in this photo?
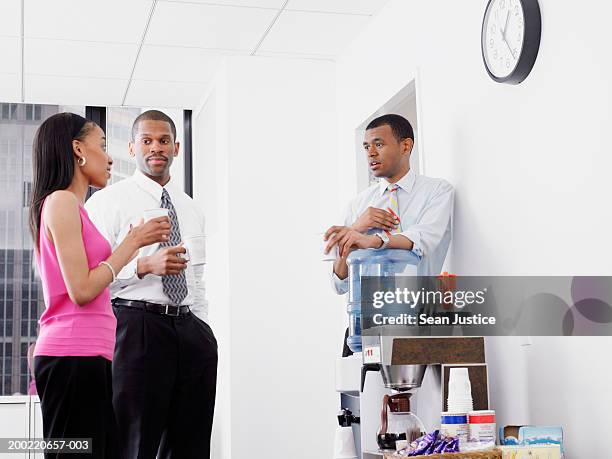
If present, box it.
[337,335,489,458]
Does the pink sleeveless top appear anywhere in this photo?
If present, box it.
[34,198,116,361]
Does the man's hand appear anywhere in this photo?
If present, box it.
[351,207,399,233]
[137,244,187,278]
[324,225,383,258]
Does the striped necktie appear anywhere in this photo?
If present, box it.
[385,184,402,235]
[160,188,188,305]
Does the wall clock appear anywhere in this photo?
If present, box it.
[481,0,541,84]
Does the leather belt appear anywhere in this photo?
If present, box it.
[112,298,190,317]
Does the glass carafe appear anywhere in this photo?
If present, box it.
[377,393,426,450]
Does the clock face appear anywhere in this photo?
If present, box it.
[482,0,525,79]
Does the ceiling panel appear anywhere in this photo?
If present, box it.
[0,74,21,103]
[0,37,20,74]
[147,2,278,50]
[25,0,153,43]
[25,75,127,106]
[25,39,138,79]
[254,50,334,61]
[125,79,207,108]
[134,45,229,83]
[158,0,285,8]
[0,0,21,37]
[286,0,388,16]
[258,10,370,56]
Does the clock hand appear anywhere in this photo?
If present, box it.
[502,35,516,60]
[503,10,511,37]
[498,10,516,60]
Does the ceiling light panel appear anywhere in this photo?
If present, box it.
[0,0,21,37]
[134,45,228,82]
[147,2,278,50]
[25,74,127,106]
[25,0,153,43]
[125,79,207,108]
[158,0,285,8]
[25,39,138,79]
[286,0,388,16]
[258,10,370,56]
[0,37,20,74]
[0,74,21,103]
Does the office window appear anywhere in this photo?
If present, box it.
[1,104,18,121]
[0,104,186,395]
[0,103,85,395]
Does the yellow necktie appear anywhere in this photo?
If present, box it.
[386,185,401,235]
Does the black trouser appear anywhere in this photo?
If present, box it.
[112,303,218,459]
[34,356,119,459]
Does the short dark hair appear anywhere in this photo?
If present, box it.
[366,114,414,142]
[131,110,177,142]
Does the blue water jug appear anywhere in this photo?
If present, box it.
[345,249,421,353]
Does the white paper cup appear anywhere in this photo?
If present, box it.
[142,208,170,251]
[143,208,169,221]
[321,233,339,261]
[333,426,357,458]
[449,368,472,396]
[449,367,470,381]
[183,235,206,265]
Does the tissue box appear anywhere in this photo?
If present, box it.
[499,425,563,454]
[499,444,561,459]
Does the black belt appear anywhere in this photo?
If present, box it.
[112,298,190,317]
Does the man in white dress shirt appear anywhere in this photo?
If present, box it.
[324,114,454,353]
[85,110,217,459]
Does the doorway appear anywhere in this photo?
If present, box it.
[355,75,424,192]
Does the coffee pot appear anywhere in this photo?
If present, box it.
[377,392,425,450]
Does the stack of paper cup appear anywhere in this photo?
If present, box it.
[447,367,474,413]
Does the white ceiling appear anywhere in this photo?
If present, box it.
[0,0,389,108]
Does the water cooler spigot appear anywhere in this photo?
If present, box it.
[338,408,360,426]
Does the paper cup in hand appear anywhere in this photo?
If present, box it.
[321,233,339,262]
[183,236,206,266]
[142,208,170,252]
[143,208,169,221]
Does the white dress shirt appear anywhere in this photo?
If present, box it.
[332,169,454,294]
[85,169,208,320]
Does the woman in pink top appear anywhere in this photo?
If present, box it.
[29,113,171,459]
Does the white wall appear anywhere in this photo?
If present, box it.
[335,0,612,456]
[193,63,232,459]
[193,56,342,459]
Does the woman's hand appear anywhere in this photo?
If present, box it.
[127,217,171,249]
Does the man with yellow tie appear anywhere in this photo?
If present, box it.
[324,114,454,296]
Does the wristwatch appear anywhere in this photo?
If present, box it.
[374,232,390,250]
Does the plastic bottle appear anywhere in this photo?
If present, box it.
[345,249,420,353]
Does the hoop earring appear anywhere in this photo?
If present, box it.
[77,156,87,167]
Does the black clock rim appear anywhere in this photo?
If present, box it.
[481,0,542,85]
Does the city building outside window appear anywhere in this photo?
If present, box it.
[0,104,185,394]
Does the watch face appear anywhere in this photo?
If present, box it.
[482,0,525,79]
